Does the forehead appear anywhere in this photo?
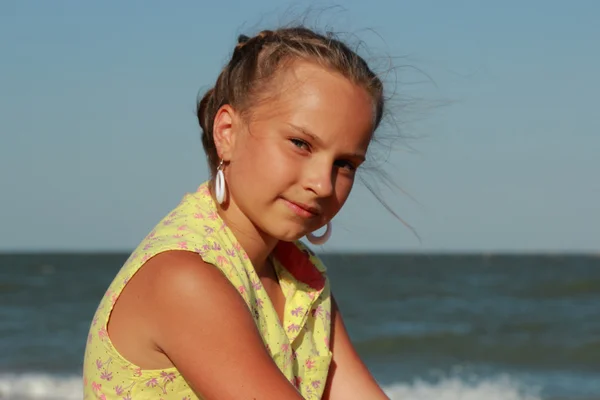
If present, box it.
[253,61,375,149]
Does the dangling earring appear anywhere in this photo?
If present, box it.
[306,222,332,245]
[215,160,226,205]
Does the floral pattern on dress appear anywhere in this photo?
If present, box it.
[83,181,332,399]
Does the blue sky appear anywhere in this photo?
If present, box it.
[1,1,598,253]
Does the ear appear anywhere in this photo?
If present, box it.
[212,104,239,162]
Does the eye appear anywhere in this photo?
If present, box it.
[290,138,310,151]
[334,159,357,171]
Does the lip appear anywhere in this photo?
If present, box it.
[282,198,321,218]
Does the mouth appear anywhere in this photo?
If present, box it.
[282,198,321,218]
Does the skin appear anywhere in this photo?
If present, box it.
[212,61,374,269]
[108,61,390,399]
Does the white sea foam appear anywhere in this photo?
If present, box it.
[0,373,542,400]
[383,375,541,400]
[0,373,81,400]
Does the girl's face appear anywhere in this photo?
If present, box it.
[215,61,375,242]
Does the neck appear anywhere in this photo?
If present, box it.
[213,193,278,277]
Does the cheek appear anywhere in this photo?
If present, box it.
[330,176,355,213]
[230,138,297,192]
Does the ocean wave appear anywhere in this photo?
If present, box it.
[517,278,600,298]
[384,375,541,400]
[0,373,541,400]
[0,373,81,400]
[355,331,600,369]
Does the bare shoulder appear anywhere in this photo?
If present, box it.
[140,250,232,309]
[134,251,304,399]
[139,250,249,342]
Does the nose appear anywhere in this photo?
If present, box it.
[303,157,335,198]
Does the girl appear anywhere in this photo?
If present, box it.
[83,26,391,400]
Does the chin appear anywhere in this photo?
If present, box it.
[274,231,306,243]
[267,225,309,243]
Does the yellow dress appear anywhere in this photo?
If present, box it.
[83,182,333,399]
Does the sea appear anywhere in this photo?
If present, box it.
[1,252,599,400]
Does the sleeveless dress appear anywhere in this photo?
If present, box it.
[83,182,333,400]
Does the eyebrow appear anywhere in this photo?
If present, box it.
[288,123,367,162]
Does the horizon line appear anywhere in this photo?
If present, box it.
[1,248,598,257]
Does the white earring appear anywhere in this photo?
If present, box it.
[306,222,332,245]
[215,160,226,205]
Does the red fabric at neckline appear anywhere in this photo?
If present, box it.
[273,242,325,291]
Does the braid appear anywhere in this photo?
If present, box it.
[233,31,275,58]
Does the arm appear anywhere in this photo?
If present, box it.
[322,295,389,400]
[145,251,303,400]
